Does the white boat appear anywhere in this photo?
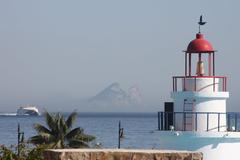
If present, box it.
[17,105,40,116]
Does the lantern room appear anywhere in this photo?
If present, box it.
[184,33,216,77]
[172,32,227,93]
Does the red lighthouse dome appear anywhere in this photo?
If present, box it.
[186,33,214,53]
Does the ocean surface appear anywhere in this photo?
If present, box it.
[0,112,161,149]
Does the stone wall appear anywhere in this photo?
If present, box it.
[44,149,203,160]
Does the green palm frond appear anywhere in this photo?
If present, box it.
[68,139,89,148]
[30,110,95,149]
[65,127,82,139]
[30,134,52,145]
[75,133,95,142]
[55,113,61,132]
[66,111,77,128]
[44,111,56,131]
[60,115,68,134]
[30,135,44,144]
[53,140,63,149]
[33,124,52,135]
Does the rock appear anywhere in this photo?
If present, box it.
[43,149,203,160]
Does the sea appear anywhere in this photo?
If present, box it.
[0,112,161,149]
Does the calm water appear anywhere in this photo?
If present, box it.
[0,113,161,149]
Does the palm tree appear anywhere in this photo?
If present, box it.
[30,111,95,149]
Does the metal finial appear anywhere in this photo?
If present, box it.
[198,15,207,33]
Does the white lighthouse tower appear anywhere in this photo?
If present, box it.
[157,17,240,160]
[171,27,229,132]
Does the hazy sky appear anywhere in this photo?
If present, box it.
[0,0,240,112]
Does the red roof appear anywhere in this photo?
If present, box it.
[186,33,214,53]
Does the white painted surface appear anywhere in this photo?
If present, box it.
[47,148,199,153]
[157,131,240,160]
[171,91,229,131]
[171,77,229,131]
[168,74,233,159]
[194,99,227,131]
[184,78,219,92]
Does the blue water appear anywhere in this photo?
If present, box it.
[0,113,160,148]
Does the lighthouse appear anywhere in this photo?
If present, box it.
[171,27,229,132]
[157,16,240,160]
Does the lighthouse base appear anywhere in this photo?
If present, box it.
[156,131,240,160]
[171,91,229,131]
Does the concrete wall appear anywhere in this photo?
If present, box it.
[44,149,202,160]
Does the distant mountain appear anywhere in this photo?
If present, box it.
[88,82,143,108]
[128,85,142,104]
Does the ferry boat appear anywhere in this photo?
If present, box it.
[16,105,40,116]
[156,16,240,160]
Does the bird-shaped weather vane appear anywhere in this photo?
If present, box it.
[198,15,207,33]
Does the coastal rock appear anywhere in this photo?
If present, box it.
[43,149,203,160]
